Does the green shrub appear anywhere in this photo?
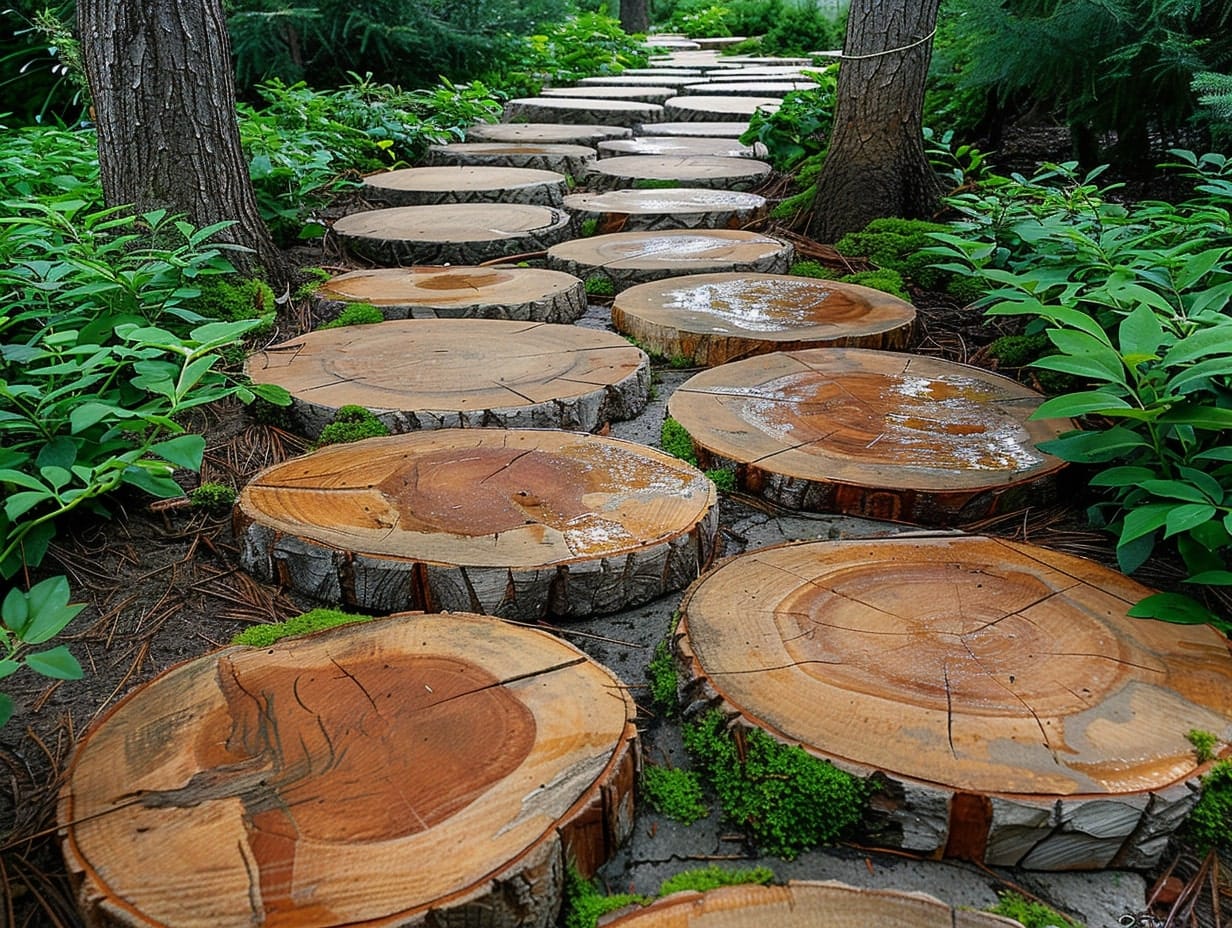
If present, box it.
[320,302,385,328]
[647,638,679,713]
[760,1,842,56]
[231,608,375,647]
[657,865,774,897]
[669,4,732,37]
[642,765,709,824]
[584,276,615,297]
[500,12,650,97]
[315,405,391,447]
[562,868,646,928]
[660,417,698,466]
[741,67,837,171]
[1188,759,1232,852]
[705,467,736,492]
[987,891,1082,928]
[189,482,238,514]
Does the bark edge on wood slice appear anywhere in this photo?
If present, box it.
[362,165,569,207]
[246,319,649,439]
[667,347,1071,524]
[661,96,781,122]
[601,880,1023,927]
[582,155,772,192]
[637,121,751,138]
[502,98,665,128]
[563,188,767,234]
[611,273,916,366]
[235,429,719,619]
[424,143,598,183]
[314,267,587,324]
[60,612,638,928]
[596,136,767,159]
[466,122,632,145]
[674,536,1232,869]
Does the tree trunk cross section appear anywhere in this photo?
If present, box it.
[362,166,569,208]
[563,189,767,234]
[583,155,771,192]
[60,613,638,927]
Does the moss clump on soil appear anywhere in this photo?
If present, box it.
[660,417,698,466]
[585,275,616,297]
[563,868,647,928]
[647,638,680,714]
[835,217,949,290]
[705,467,736,492]
[642,764,708,824]
[320,301,384,328]
[580,217,599,237]
[986,332,1076,395]
[657,865,774,896]
[1187,758,1232,853]
[840,268,909,301]
[191,274,277,336]
[188,482,237,514]
[1187,728,1218,763]
[231,608,375,647]
[315,404,391,447]
[987,891,1083,928]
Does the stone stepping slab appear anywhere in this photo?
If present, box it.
[692,36,749,50]
[467,121,631,145]
[675,535,1232,868]
[622,67,705,77]
[504,97,664,127]
[726,55,815,66]
[247,318,649,439]
[236,429,719,619]
[667,347,1071,523]
[576,74,704,89]
[597,135,766,159]
[705,66,813,78]
[637,121,752,138]
[540,85,680,106]
[663,95,781,122]
[548,229,793,292]
[611,273,916,366]
[583,154,771,192]
[563,188,766,233]
[362,165,567,207]
[681,80,817,97]
[61,612,637,927]
[646,36,700,49]
[424,142,597,183]
[314,266,586,324]
[332,203,571,266]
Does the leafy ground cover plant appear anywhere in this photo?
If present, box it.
[497,12,650,98]
[641,764,709,824]
[741,65,837,172]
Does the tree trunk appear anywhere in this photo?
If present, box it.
[806,0,944,243]
[78,0,285,283]
[621,0,649,35]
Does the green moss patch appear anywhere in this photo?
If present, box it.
[231,608,375,647]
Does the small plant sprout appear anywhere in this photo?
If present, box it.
[0,576,86,727]
[1187,728,1219,763]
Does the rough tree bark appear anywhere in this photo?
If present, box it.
[806,0,944,243]
[621,0,650,35]
[78,0,285,283]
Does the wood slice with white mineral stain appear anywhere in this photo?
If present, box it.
[503,97,664,128]
[332,203,571,266]
[60,612,638,927]
[314,266,586,323]
[424,142,597,183]
[362,165,568,207]
[246,319,649,439]
[583,155,771,192]
[597,136,766,159]
[675,535,1232,868]
[638,122,751,138]
[667,347,1070,523]
[662,96,781,122]
[235,429,719,618]
[577,74,704,89]
[680,81,815,97]
[610,273,916,366]
[539,85,680,106]
[548,229,793,292]
[563,188,766,233]
[467,122,632,145]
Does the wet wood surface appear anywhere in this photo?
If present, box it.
[466,122,632,145]
[60,613,638,928]
[596,136,766,159]
[362,165,568,207]
[236,429,719,618]
[502,97,665,127]
[563,188,767,233]
[638,122,751,138]
[662,96,781,122]
[540,85,680,106]
[583,155,771,192]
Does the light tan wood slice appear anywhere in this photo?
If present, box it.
[623,68,705,76]
[577,75,705,89]
[467,122,632,145]
[676,535,1232,868]
[424,142,597,183]
[611,273,916,365]
[637,122,751,138]
[540,85,680,105]
[692,36,749,50]
[236,430,719,618]
[598,136,766,159]
[646,36,701,49]
[725,56,815,66]
[584,155,771,192]
[602,881,1023,928]
[246,319,649,438]
[563,188,766,233]
[314,266,587,323]
[663,96,781,122]
[362,165,568,207]
[332,203,571,266]
[705,66,813,79]
[60,612,638,928]
[681,81,815,97]
[667,347,1071,523]
[504,97,664,127]
[547,229,793,292]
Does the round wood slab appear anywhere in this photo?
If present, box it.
[332,203,571,266]
[424,142,597,183]
[577,75,703,89]
[603,882,1021,928]
[676,536,1232,868]
[362,165,568,207]
[467,122,632,145]
[540,85,679,106]
[503,97,664,128]
[663,96,781,122]
[638,122,751,138]
[611,273,916,365]
[583,155,771,192]
[563,188,766,233]
[236,430,719,618]
[314,266,586,323]
[61,613,638,927]
[623,68,704,77]
[682,81,815,97]
[246,319,649,438]
[705,66,812,79]
[548,230,793,292]
[597,136,766,159]
[693,36,748,50]
[667,347,1070,523]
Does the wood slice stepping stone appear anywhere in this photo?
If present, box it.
[314,266,587,324]
[548,229,793,293]
[646,36,700,49]
[424,142,597,183]
[584,155,771,192]
[667,348,1071,523]
[236,430,719,618]
[60,612,638,927]
[503,97,664,128]
[247,319,649,438]
[577,74,704,89]
[682,81,816,97]
[539,85,680,106]
[362,165,567,207]
[332,203,571,266]
[563,188,766,233]
[705,66,812,78]
[663,96,781,122]
[602,882,1021,928]
[623,67,705,77]
[675,535,1232,868]
[611,273,916,366]
[638,121,751,138]
[598,135,766,159]
[467,122,632,145]
[693,36,749,50]
[727,56,814,66]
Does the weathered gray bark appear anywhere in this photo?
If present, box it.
[620,0,650,35]
[806,0,944,242]
[78,0,284,282]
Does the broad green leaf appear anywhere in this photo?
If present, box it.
[1128,592,1226,630]
[1175,247,1229,290]
[1167,356,1232,393]
[39,465,72,491]
[1031,353,1125,384]
[1163,504,1217,538]
[0,660,20,681]
[1038,427,1148,463]
[69,402,117,434]
[1176,466,1225,505]
[24,645,83,680]
[1031,391,1131,419]
[22,575,84,644]
[36,436,77,470]
[174,355,219,397]
[1163,327,1232,366]
[1186,570,1232,585]
[1194,446,1232,462]
[249,382,293,406]
[1138,480,1213,503]
[149,434,205,470]
[1089,465,1157,487]
[1117,304,1166,359]
[1,587,29,633]
[5,491,51,521]
[1157,405,1232,430]
[1116,530,1155,574]
[0,469,48,492]
[1118,504,1172,545]
[1045,329,1126,382]
[0,693,12,728]
[121,466,184,499]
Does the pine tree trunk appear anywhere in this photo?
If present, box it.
[78,0,285,283]
[621,0,650,34]
[806,0,944,243]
